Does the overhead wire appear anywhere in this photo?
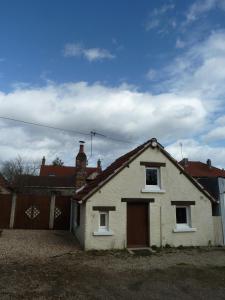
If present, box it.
[0,115,133,145]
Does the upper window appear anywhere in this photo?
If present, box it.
[146,167,160,189]
[176,206,191,229]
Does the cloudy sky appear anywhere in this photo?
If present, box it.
[1,0,225,169]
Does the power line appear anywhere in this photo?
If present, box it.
[0,116,90,136]
[0,115,132,144]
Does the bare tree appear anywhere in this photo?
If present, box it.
[52,157,64,166]
[0,156,40,184]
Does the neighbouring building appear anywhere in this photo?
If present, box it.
[72,138,217,250]
[180,158,225,245]
[0,142,101,231]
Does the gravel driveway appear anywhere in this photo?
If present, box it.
[0,229,80,262]
[0,230,225,299]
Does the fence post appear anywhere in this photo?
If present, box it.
[9,193,17,229]
[49,193,56,229]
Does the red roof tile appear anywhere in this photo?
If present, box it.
[179,160,225,178]
[40,165,99,177]
[75,139,216,203]
[13,175,76,190]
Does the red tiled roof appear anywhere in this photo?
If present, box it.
[13,175,76,189]
[40,165,99,177]
[179,160,225,178]
[75,139,216,203]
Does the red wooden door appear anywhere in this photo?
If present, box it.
[0,194,12,228]
[53,196,71,230]
[14,194,50,229]
[127,203,149,247]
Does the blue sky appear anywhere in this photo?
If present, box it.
[1,0,225,168]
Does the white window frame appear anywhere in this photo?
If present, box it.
[145,167,160,190]
[93,210,114,236]
[175,206,191,230]
[99,211,109,232]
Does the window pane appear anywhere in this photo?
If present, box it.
[176,207,187,224]
[146,169,158,185]
[100,214,106,226]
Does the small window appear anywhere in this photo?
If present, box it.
[146,168,160,188]
[176,206,190,228]
[99,211,108,231]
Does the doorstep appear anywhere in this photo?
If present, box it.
[127,247,156,255]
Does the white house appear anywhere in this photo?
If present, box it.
[72,138,217,250]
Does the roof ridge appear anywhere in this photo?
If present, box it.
[75,140,153,201]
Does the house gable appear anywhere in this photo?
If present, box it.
[82,142,214,249]
[76,139,216,204]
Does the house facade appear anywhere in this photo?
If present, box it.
[72,139,216,250]
[180,158,225,245]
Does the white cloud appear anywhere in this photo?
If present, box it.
[186,0,225,23]
[146,69,157,80]
[175,38,185,49]
[158,30,225,105]
[63,43,115,62]
[145,3,175,32]
[166,139,225,168]
[83,48,114,61]
[0,82,209,167]
[203,126,225,141]
[141,29,225,168]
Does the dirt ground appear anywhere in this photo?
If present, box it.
[0,230,225,299]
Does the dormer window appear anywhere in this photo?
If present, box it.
[146,167,160,190]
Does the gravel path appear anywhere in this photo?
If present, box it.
[0,231,225,299]
[0,229,80,262]
[82,247,225,271]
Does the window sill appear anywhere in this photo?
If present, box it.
[93,230,114,236]
[141,187,166,193]
[173,227,196,233]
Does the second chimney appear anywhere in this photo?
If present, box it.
[207,159,212,168]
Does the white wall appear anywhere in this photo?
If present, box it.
[83,146,215,250]
[72,201,86,249]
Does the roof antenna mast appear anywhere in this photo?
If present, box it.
[90,131,96,157]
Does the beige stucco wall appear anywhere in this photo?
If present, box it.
[82,146,214,250]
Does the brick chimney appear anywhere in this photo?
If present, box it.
[180,158,188,167]
[42,156,46,166]
[75,141,87,189]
